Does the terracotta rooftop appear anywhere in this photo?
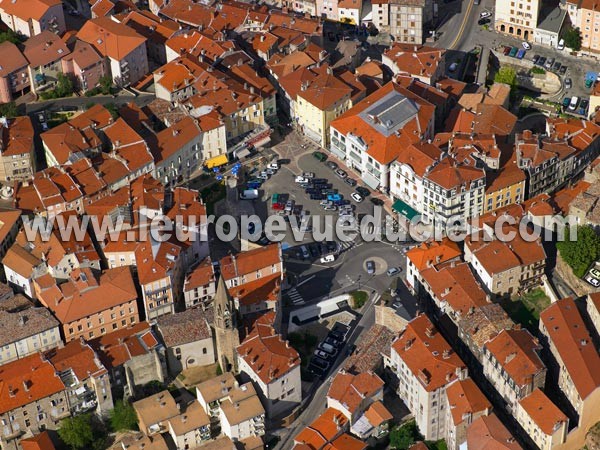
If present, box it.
[22,30,70,68]
[237,311,300,384]
[294,407,348,448]
[219,244,281,281]
[540,297,600,400]
[0,116,34,157]
[446,378,491,426]
[327,370,384,416]
[228,272,281,307]
[458,303,516,352]
[392,314,465,392]
[78,17,146,60]
[406,238,461,271]
[343,324,395,374]
[184,257,215,292]
[20,431,56,450]
[46,338,107,379]
[363,400,393,427]
[384,44,445,79]
[119,433,168,450]
[518,388,567,435]
[157,308,212,347]
[0,41,28,78]
[484,329,545,388]
[0,298,59,348]
[0,353,65,415]
[467,414,522,449]
[0,0,61,22]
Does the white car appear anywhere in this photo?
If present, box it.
[295,176,309,183]
[320,254,336,263]
[386,267,401,276]
[268,162,280,170]
[522,42,531,50]
[480,11,492,18]
[351,192,363,203]
[302,172,315,178]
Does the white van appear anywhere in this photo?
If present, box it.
[240,189,259,200]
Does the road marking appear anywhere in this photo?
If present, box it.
[288,288,304,303]
[297,274,316,287]
[449,0,475,50]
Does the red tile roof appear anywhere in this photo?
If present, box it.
[20,431,56,450]
[467,414,522,449]
[406,238,461,271]
[383,44,445,79]
[0,0,61,22]
[0,353,65,415]
[219,244,281,281]
[446,378,491,426]
[237,311,300,384]
[327,371,384,416]
[78,17,146,60]
[89,322,158,369]
[392,314,465,392]
[540,297,600,400]
[46,339,107,379]
[294,407,348,449]
[0,116,34,157]
[228,273,281,307]
[363,400,393,427]
[518,389,567,435]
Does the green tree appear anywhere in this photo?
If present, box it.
[58,414,95,450]
[0,102,18,118]
[557,225,600,278]
[99,75,113,95]
[494,67,516,87]
[390,420,423,449]
[563,27,582,51]
[105,102,119,119]
[110,399,138,432]
[55,73,74,98]
[0,30,20,44]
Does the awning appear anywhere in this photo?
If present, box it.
[205,154,228,169]
[236,148,251,159]
[392,199,420,220]
[362,172,380,190]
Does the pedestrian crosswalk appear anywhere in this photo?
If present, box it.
[288,288,304,305]
[337,240,363,253]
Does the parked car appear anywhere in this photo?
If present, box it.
[311,357,330,370]
[326,161,338,170]
[258,173,269,180]
[324,337,342,348]
[537,56,546,67]
[564,78,573,90]
[312,178,327,184]
[544,57,554,69]
[266,168,276,175]
[502,46,511,56]
[477,17,490,25]
[272,202,285,210]
[366,260,375,274]
[562,97,571,108]
[557,39,565,50]
[355,186,370,197]
[344,177,357,187]
[509,47,518,57]
[318,343,337,355]
[285,200,295,212]
[532,54,540,64]
[579,99,589,115]
[240,189,259,200]
[295,175,309,183]
[559,65,567,75]
[387,267,401,276]
[335,168,347,178]
[370,197,384,206]
[351,192,363,203]
[552,61,561,72]
[314,350,330,360]
[448,62,458,72]
[522,42,531,50]
[322,188,338,195]
[313,151,327,162]
[300,245,310,259]
[268,162,280,170]
[323,205,337,211]
[310,193,325,200]
[568,96,579,111]
[40,122,49,131]
[320,254,336,263]
[327,193,342,202]
[302,171,315,178]
[516,49,526,59]
[480,11,492,18]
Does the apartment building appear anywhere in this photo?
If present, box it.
[389,0,434,45]
[294,407,368,449]
[386,314,468,440]
[3,237,48,299]
[515,389,568,450]
[22,31,70,96]
[150,116,204,188]
[405,238,461,294]
[577,0,600,54]
[183,257,216,308]
[482,329,546,411]
[165,30,236,64]
[371,0,389,31]
[119,10,179,65]
[0,0,66,37]
[0,116,35,183]
[494,0,542,40]
[418,261,490,325]
[46,339,114,417]
[77,17,149,86]
[236,311,301,418]
[382,44,445,85]
[0,208,21,262]
[61,40,108,92]
[89,322,166,398]
[0,294,61,366]
[219,244,283,289]
[0,353,70,447]
[464,229,546,298]
[539,297,600,418]
[444,378,491,450]
[156,308,215,376]
[34,267,140,342]
[338,0,362,24]
[195,373,265,441]
[0,42,30,103]
[330,82,435,192]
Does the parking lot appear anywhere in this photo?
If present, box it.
[307,322,350,379]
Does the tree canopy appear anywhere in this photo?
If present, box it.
[110,399,138,432]
[557,225,600,278]
[58,414,104,450]
[564,27,582,51]
[0,102,18,118]
[390,420,423,449]
[494,67,516,87]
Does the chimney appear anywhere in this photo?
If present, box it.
[23,380,30,392]
[8,385,15,397]
[425,326,435,338]
[442,349,451,359]
[260,35,265,42]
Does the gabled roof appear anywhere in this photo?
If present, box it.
[327,371,384,416]
[237,311,299,384]
[540,297,600,400]
[384,44,445,79]
[219,244,281,281]
[0,0,61,22]
[22,30,70,68]
[392,314,465,392]
[0,116,34,157]
[518,389,567,435]
[78,17,146,60]
[46,339,108,379]
[89,322,159,369]
[157,308,212,347]
[294,407,348,448]
[446,378,491,426]
[467,414,522,449]
[406,238,461,271]
[0,41,29,78]
[20,431,56,450]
